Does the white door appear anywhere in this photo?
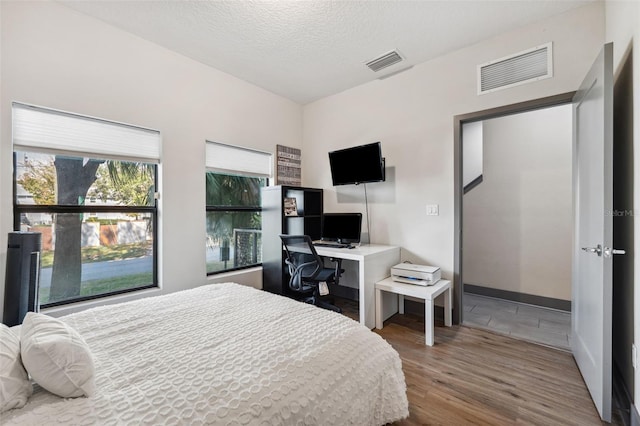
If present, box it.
[572,43,617,422]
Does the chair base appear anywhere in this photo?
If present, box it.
[301,295,342,314]
[316,299,342,313]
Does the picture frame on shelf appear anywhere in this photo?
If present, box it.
[284,197,298,216]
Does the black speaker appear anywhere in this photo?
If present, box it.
[3,231,42,326]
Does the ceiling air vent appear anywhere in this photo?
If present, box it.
[366,50,404,72]
[478,42,552,95]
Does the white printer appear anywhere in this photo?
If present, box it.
[391,263,441,286]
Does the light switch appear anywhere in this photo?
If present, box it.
[426,204,439,216]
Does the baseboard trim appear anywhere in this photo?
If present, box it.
[403,299,445,322]
[328,283,359,301]
[464,284,571,312]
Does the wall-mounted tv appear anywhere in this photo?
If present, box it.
[328,142,385,186]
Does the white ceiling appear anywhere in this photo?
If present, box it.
[59,0,594,105]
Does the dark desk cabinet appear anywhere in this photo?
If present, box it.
[261,186,323,295]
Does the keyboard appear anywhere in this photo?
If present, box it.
[313,242,352,249]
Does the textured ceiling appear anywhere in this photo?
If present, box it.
[59,0,594,104]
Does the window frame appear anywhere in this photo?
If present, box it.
[205,172,266,276]
[11,103,161,308]
[12,153,159,309]
[11,102,162,308]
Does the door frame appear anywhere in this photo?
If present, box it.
[452,92,575,324]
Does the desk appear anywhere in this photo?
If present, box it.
[375,277,452,346]
[290,244,400,329]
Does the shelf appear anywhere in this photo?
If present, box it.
[262,185,324,295]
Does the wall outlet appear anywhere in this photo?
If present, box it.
[426,204,439,216]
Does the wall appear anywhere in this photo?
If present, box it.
[0,1,302,317]
[302,3,604,288]
[605,0,640,416]
[462,121,483,187]
[462,105,572,301]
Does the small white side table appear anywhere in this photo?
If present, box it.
[375,277,452,346]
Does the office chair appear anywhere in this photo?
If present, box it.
[279,234,343,313]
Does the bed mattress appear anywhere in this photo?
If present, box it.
[3,282,408,425]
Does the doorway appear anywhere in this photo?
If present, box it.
[462,103,573,350]
[453,93,576,350]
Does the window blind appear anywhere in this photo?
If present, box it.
[12,103,161,163]
[205,141,272,178]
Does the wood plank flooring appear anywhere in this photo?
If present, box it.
[333,298,616,425]
[379,314,618,425]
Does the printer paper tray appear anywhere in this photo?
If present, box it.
[392,276,437,286]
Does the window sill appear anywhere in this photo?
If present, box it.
[207,266,262,289]
[41,286,162,318]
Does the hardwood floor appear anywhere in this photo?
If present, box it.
[377,314,618,425]
[332,297,617,425]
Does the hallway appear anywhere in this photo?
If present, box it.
[463,292,570,351]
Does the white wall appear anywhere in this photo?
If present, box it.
[462,121,483,187]
[605,0,640,415]
[0,1,302,317]
[303,3,604,282]
[463,105,573,301]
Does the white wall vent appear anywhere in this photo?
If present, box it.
[366,50,404,72]
[478,42,553,95]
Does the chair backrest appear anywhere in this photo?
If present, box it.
[279,234,324,292]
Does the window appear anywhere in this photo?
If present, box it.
[205,142,271,275]
[12,103,160,307]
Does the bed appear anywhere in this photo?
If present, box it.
[2,282,409,425]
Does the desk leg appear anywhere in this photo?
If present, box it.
[444,287,452,327]
[361,248,401,329]
[398,295,405,314]
[425,299,434,346]
[375,288,383,329]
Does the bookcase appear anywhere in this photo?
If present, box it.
[261,185,323,295]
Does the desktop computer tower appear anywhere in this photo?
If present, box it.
[3,231,41,326]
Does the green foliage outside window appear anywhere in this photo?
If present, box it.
[16,158,56,205]
[206,172,265,274]
[15,152,156,305]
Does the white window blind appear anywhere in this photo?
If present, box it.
[12,103,161,163]
[205,141,272,178]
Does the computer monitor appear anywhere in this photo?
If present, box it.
[321,213,363,244]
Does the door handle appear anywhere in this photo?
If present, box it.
[603,247,626,258]
[581,244,602,256]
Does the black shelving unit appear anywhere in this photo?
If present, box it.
[261,185,323,295]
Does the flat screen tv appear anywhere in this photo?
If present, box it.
[328,142,385,186]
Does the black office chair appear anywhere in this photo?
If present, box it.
[279,234,343,313]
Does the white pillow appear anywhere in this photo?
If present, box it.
[20,312,95,398]
[0,324,32,412]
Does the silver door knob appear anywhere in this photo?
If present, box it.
[603,247,626,258]
[581,244,602,256]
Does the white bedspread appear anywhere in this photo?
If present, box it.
[3,283,408,425]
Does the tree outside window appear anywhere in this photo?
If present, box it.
[206,172,265,274]
[14,152,157,306]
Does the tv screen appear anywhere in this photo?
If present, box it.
[322,213,363,244]
[328,142,385,186]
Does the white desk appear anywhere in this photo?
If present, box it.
[290,243,400,329]
[375,277,452,346]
